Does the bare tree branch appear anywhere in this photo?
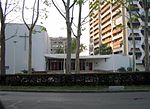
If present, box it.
[31,0,37,25]
[32,0,39,29]
[5,1,19,17]
[69,0,77,9]
[6,15,20,23]
[52,0,66,19]
[61,0,67,7]
[71,28,77,38]
[70,4,74,25]
[81,14,88,25]
[5,28,18,41]
[22,0,30,30]
[3,0,8,20]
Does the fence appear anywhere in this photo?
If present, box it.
[0,72,150,86]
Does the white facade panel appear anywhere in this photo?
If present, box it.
[5,23,50,74]
[93,55,131,71]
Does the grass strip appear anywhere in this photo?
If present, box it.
[0,85,107,91]
[1,85,150,92]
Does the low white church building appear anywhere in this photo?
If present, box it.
[5,23,132,74]
[5,23,50,74]
[45,54,132,73]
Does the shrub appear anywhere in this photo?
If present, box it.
[117,67,126,72]
[127,67,132,71]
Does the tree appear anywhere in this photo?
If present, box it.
[0,0,19,75]
[55,46,64,54]
[55,38,87,54]
[22,0,40,73]
[52,0,77,74]
[73,0,83,74]
[141,0,150,71]
[52,0,96,73]
[0,1,6,75]
[71,38,87,53]
[72,0,96,73]
[98,44,112,55]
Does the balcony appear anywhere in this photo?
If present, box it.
[101,15,111,25]
[102,25,111,35]
[112,10,121,19]
[113,34,122,41]
[112,4,121,12]
[127,21,140,29]
[101,21,111,29]
[101,3,110,15]
[128,37,141,40]
[113,44,121,49]
[102,37,112,44]
[112,28,122,35]
[139,0,150,9]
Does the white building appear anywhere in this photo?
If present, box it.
[5,23,131,74]
[45,54,132,73]
[5,23,50,74]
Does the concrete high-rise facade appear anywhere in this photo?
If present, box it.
[89,0,126,55]
[89,0,150,70]
[49,37,67,54]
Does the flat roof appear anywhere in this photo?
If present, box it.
[44,54,111,59]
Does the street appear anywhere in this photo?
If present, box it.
[0,91,150,109]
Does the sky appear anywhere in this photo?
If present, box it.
[5,0,89,55]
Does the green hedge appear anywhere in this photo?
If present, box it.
[0,72,150,86]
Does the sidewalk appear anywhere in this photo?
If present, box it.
[0,85,150,93]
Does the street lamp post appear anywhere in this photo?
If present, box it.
[128,0,136,71]
[63,42,66,74]
[13,40,17,74]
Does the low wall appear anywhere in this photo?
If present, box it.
[0,72,150,86]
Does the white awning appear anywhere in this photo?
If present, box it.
[44,54,111,59]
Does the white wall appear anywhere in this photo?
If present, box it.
[93,55,131,71]
[5,23,50,74]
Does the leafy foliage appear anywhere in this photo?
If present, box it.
[71,38,87,53]
[117,67,126,72]
[55,46,64,54]
[55,38,87,54]
[99,44,112,55]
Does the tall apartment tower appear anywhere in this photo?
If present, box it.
[89,0,150,69]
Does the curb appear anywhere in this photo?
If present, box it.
[0,89,150,93]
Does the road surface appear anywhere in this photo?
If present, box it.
[0,91,150,109]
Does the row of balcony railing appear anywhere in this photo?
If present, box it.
[112,28,122,35]
[101,2,110,15]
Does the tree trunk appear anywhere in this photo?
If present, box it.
[0,22,6,75]
[75,2,82,74]
[75,37,80,73]
[66,0,72,74]
[66,20,72,74]
[0,5,6,75]
[22,0,39,74]
[28,30,32,73]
